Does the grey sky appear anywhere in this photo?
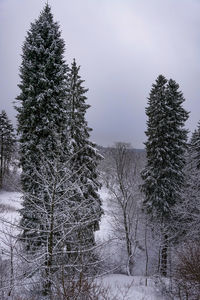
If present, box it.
[0,0,200,148]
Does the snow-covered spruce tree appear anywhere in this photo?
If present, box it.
[176,123,200,242]
[15,4,71,293]
[0,110,15,189]
[192,121,200,169]
[67,59,102,257]
[141,75,189,276]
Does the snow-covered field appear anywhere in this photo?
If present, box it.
[0,190,167,299]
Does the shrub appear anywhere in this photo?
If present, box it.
[173,242,200,300]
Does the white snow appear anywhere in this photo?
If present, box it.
[0,191,22,259]
[95,187,113,241]
[97,274,165,300]
[0,191,22,210]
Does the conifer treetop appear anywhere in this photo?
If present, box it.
[16,3,68,155]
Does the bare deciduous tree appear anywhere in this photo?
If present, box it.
[105,143,143,276]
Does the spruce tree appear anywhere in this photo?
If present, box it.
[0,110,15,188]
[67,59,102,253]
[141,75,189,275]
[15,5,74,286]
[178,123,200,241]
[192,121,200,169]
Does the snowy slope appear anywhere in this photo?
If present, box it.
[98,274,166,300]
[0,190,21,210]
[95,187,113,241]
[0,191,22,259]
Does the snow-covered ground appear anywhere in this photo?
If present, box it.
[0,191,22,259]
[0,190,167,299]
[97,274,166,300]
[0,190,21,211]
[96,187,113,241]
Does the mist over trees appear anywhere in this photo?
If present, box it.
[0,3,199,300]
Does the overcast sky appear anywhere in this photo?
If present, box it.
[0,0,200,148]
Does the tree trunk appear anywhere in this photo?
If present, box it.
[43,189,55,297]
[144,219,149,286]
[160,233,168,277]
[123,210,133,275]
[8,245,14,297]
